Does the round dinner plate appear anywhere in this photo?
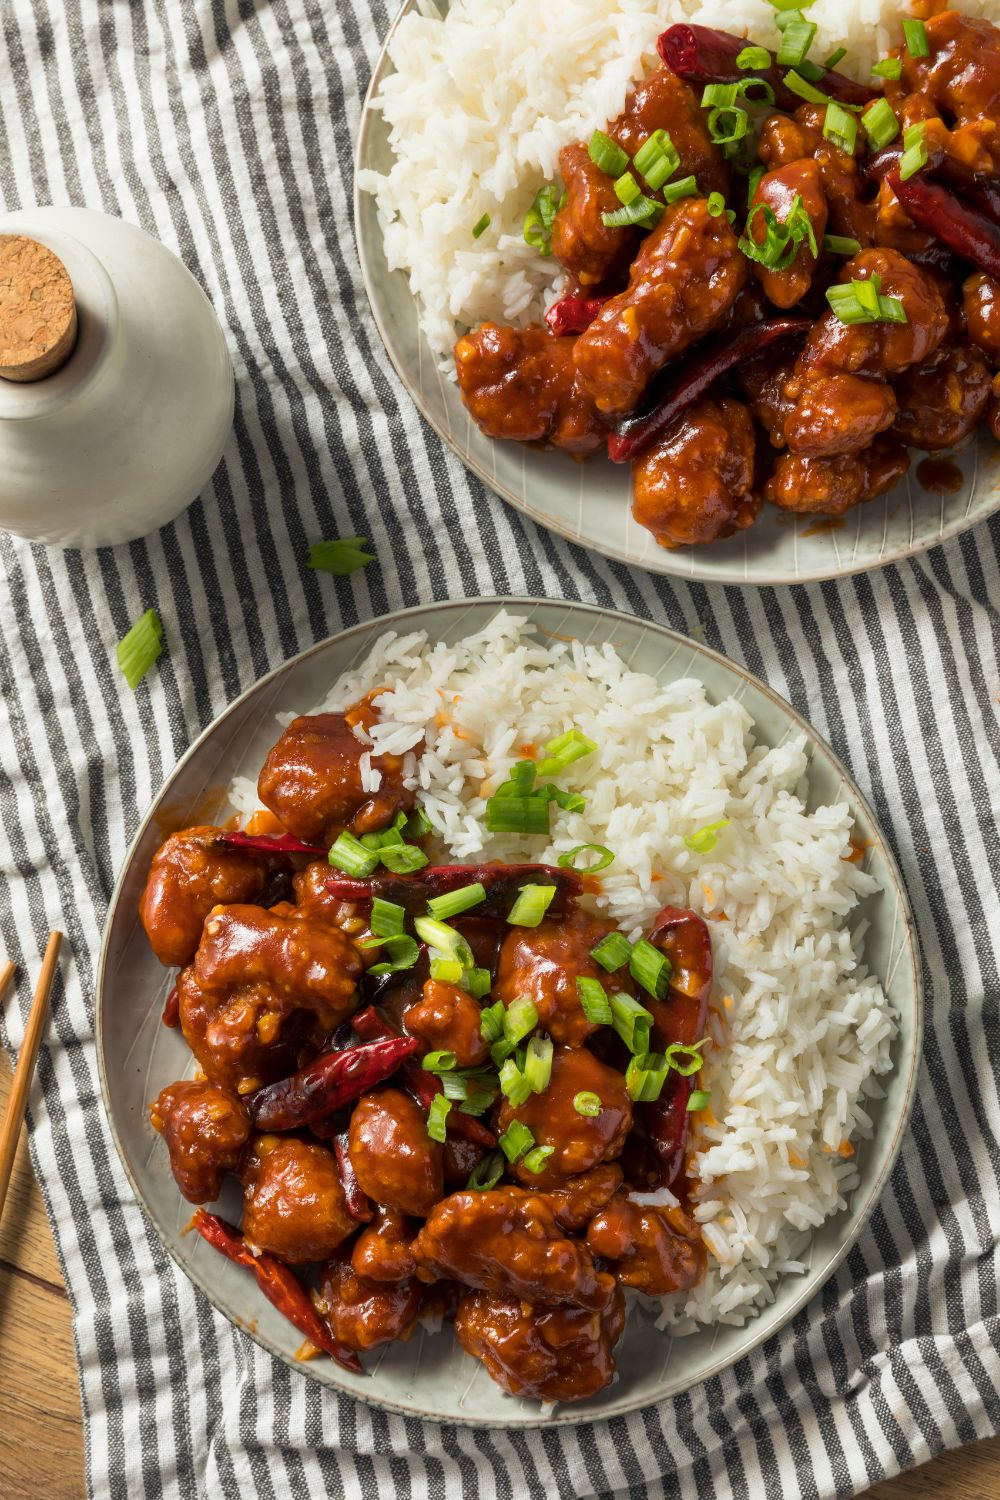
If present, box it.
[354,0,1000,586]
[98,597,921,1427]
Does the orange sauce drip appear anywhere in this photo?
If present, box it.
[916,456,964,495]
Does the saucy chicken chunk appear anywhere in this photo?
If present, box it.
[455,1287,626,1404]
[497,1045,633,1186]
[258,696,416,846]
[551,142,636,287]
[454,325,606,453]
[351,1207,418,1283]
[573,197,747,416]
[176,965,319,1096]
[892,341,992,449]
[586,1195,706,1296]
[242,1136,356,1263]
[494,909,636,1047]
[763,437,910,515]
[150,1080,250,1203]
[318,1257,424,1351]
[747,160,827,309]
[348,1088,444,1217]
[140,826,266,968]
[631,396,759,548]
[402,979,489,1068]
[963,272,1000,363]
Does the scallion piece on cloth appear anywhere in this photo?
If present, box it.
[577,976,613,1025]
[503,995,539,1046]
[523,184,564,257]
[776,16,817,67]
[422,1050,457,1073]
[426,1094,451,1142]
[823,234,861,255]
[871,56,902,80]
[573,1091,602,1117]
[899,122,929,182]
[589,129,629,177]
[498,1119,534,1163]
[484,793,551,835]
[371,897,405,938]
[521,1145,554,1175]
[823,101,858,154]
[902,18,929,58]
[379,843,429,874]
[523,1035,554,1094]
[862,98,899,151]
[328,830,380,877]
[472,213,491,238]
[557,843,614,872]
[507,884,557,927]
[364,933,420,976]
[590,931,633,972]
[626,1052,671,1102]
[687,1089,712,1112]
[665,1039,708,1077]
[117,608,164,689]
[609,991,654,1054]
[629,938,672,999]
[684,819,730,854]
[307,537,375,575]
[466,1150,505,1191]
[736,45,771,70]
[427,881,486,921]
[536,727,598,778]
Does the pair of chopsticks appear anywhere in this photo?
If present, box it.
[0,930,63,1221]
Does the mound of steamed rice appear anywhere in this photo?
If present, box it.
[358,0,994,367]
[233,610,897,1332]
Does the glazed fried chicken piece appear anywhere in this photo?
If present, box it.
[455,1286,626,1403]
[746,160,828,310]
[962,273,1000,365]
[496,1046,632,1187]
[757,108,874,247]
[494,908,637,1048]
[631,396,759,548]
[150,1080,251,1203]
[241,1135,356,1264]
[884,11,1000,173]
[892,342,992,450]
[348,1088,444,1217]
[586,1195,706,1296]
[402,979,489,1068]
[318,1257,424,1351]
[454,324,606,453]
[412,1190,616,1310]
[139,826,267,968]
[573,197,747,416]
[612,67,729,195]
[763,438,910,516]
[351,1207,419,1283]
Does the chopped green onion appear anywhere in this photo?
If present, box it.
[542,785,587,814]
[823,46,846,69]
[824,101,858,154]
[737,75,776,106]
[498,1119,535,1163]
[466,1150,505,1191]
[484,793,551,835]
[823,234,861,256]
[379,843,429,874]
[707,105,749,148]
[458,1077,497,1116]
[306,538,375,575]
[862,97,899,151]
[480,999,506,1043]
[826,273,907,325]
[426,881,486,921]
[687,1089,712,1112]
[899,122,928,182]
[328,831,380,877]
[773,4,805,27]
[902,18,929,58]
[632,129,680,191]
[429,957,465,985]
[467,968,492,999]
[614,171,642,206]
[776,16,817,67]
[707,191,727,217]
[736,45,772,70]
[557,843,614,872]
[740,194,817,271]
[117,608,165,689]
[626,1051,671,1102]
[413,915,475,969]
[601,196,663,229]
[769,0,804,11]
[536,728,598,778]
[629,938,672,1000]
[665,1039,708,1077]
[783,69,835,105]
[573,1091,602,1117]
[507,884,557,928]
[854,277,882,318]
[521,1145,554,1175]
[503,995,539,1045]
[661,174,698,204]
[504,759,538,796]
[440,1071,473,1102]
[871,55,902,81]
[472,213,491,239]
[684,819,731,855]
[609,991,653,1054]
[490,1037,515,1066]
[422,1050,457,1073]
[370,897,405,938]
[365,934,420,976]
[426,1094,451,1142]
[590,932,633,973]
[589,129,629,177]
[577,976,613,1025]
[701,82,738,107]
[523,1035,553,1094]
[523,183,564,257]
[405,805,433,840]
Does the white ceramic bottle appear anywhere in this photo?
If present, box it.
[0,205,234,548]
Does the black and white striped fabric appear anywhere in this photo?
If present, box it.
[1,2,998,1496]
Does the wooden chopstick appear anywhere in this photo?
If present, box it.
[0,931,62,1221]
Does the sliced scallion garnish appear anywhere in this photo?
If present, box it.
[707,191,727,217]
[684,819,730,854]
[899,122,929,182]
[536,728,598,778]
[306,537,375,575]
[589,129,629,177]
[736,44,771,70]
[871,56,902,81]
[479,998,506,1043]
[426,1094,451,1142]
[364,933,420,976]
[467,968,492,999]
[665,1039,708,1077]
[379,843,429,873]
[862,97,899,151]
[426,881,486,921]
[632,129,680,191]
[573,1090,602,1117]
[507,884,557,927]
[484,794,551,835]
[902,18,929,58]
[776,16,817,68]
[629,938,672,1000]
[521,1144,554,1175]
[687,1089,712,1112]
[472,213,491,239]
[662,174,698,204]
[370,897,405,938]
[523,183,564,257]
[523,1035,553,1094]
[826,272,907,325]
[413,915,475,969]
[602,196,663,230]
[466,1150,505,1191]
[823,100,858,155]
[577,976,613,1025]
[557,843,614,872]
[503,994,539,1045]
[422,1050,457,1073]
[328,830,380,877]
[498,1119,534,1163]
[117,608,164,690]
[590,932,633,973]
[609,990,654,1054]
[626,1051,671,1102]
[823,233,861,256]
[614,171,641,206]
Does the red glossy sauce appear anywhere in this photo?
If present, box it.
[916,457,964,495]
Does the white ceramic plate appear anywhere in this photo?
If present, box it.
[98,598,921,1427]
[354,0,1000,586]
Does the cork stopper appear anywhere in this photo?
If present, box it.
[0,235,78,383]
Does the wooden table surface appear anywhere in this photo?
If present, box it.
[1,1053,998,1500]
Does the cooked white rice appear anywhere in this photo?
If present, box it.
[234,610,897,1331]
[358,0,994,365]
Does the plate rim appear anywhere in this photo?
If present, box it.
[353,0,1000,587]
[97,595,924,1427]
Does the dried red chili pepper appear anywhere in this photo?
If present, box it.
[191,1209,362,1373]
[890,171,1000,277]
[658,24,872,111]
[862,146,1000,229]
[216,830,328,858]
[333,1132,375,1221]
[544,294,606,336]
[607,317,811,463]
[249,1035,420,1130]
[326,862,582,916]
[162,984,180,1028]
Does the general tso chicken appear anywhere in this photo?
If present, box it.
[453,9,1000,549]
[142,698,714,1402]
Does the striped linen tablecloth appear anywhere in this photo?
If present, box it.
[1,2,998,1496]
